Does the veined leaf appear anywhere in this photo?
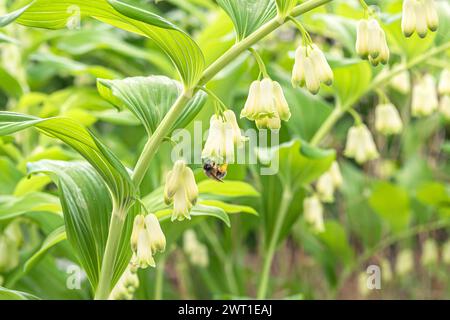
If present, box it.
[0,1,35,27]
[156,204,231,227]
[97,76,207,135]
[24,226,67,273]
[275,0,297,17]
[0,192,61,221]
[200,199,258,215]
[13,0,205,88]
[217,0,277,41]
[259,139,335,190]
[27,160,136,290]
[0,287,40,300]
[0,112,135,209]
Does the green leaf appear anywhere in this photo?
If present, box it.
[317,220,354,266]
[275,0,297,17]
[26,160,136,290]
[24,226,67,273]
[0,156,22,195]
[0,1,35,27]
[369,182,411,233]
[0,287,40,300]
[217,0,277,41]
[260,139,336,190]
[331,58,372,108]
[156,204,231,227]
[199,199,258,215]
[416,182,450,208]
[0,112,135,208]
[0,192,61,221]
[14,0,205,88]
[0,67,23,99]
[97,76,207,136]
[197,180,260,197]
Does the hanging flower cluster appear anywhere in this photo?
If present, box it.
[164,160,199,221]
[131,214,166,269]
[439,69,450,120]
[344,124,379,164]
[412,74,439,117]
[402,0,439,38]
[292,44,333,95]
[241,79,291,129]
[109,264,139,300]
[375,103,403,135]
[183,230,209,268]
[356,18,390,66]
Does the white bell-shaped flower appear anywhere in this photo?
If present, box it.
[395,249,414,276]
[402,0,439,38]
[344,124,379,164]
[292,44,333,94]
[134,229,155,269]
[145,214,166,254]
[412,74,438,117]
[164,160,198,221]
[329,162,343,189]
[303,195,325,233]
[316,172,335,203]
[375,103,403,135]
[381,258,393,283]
[356,18,389,66]
[241,79,290,128]
[390,70,410,94]
[439,95,450,120]
[183,230,209,268]
[442,240,450,265]
[438,69,450,96]
[421,239,438,266]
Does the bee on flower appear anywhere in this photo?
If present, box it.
[303,195,325,233]
[292,44,333,94]
[355,18,389,66]
[402,0,439,38]
[241,78,291,129]
[131,214,166,269]
[375,103,403,135]
[164,160,199,221]
[344,124,379,164]
[202,110,247,181]
[412,74,438,117]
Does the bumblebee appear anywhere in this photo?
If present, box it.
[203,159,228,182]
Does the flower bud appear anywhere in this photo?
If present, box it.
[344,124,379,164]
[356,19,369,58]
[272,81,291,121]
[390,70,410,94]
[316,172,335,203]
[375,103,403,135]
[144,214,166,254]
[381,258,393,283]
[329,162,343,189]
[442,240,450,265]
[438,69,450,96]
[421,239,438,266]
[395,249,414,276]
[134,229,155,269]
[109,265,140,300]
[402,0,417,37]
[292,46,306,87]
[439,95,450,120]
[0,235,19,273]
[303,195,325,233]
[130,214,145,252]
[310,45,333,86]
[412,74,438,117]
[424,0,439,32]
[415,0,428,38]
